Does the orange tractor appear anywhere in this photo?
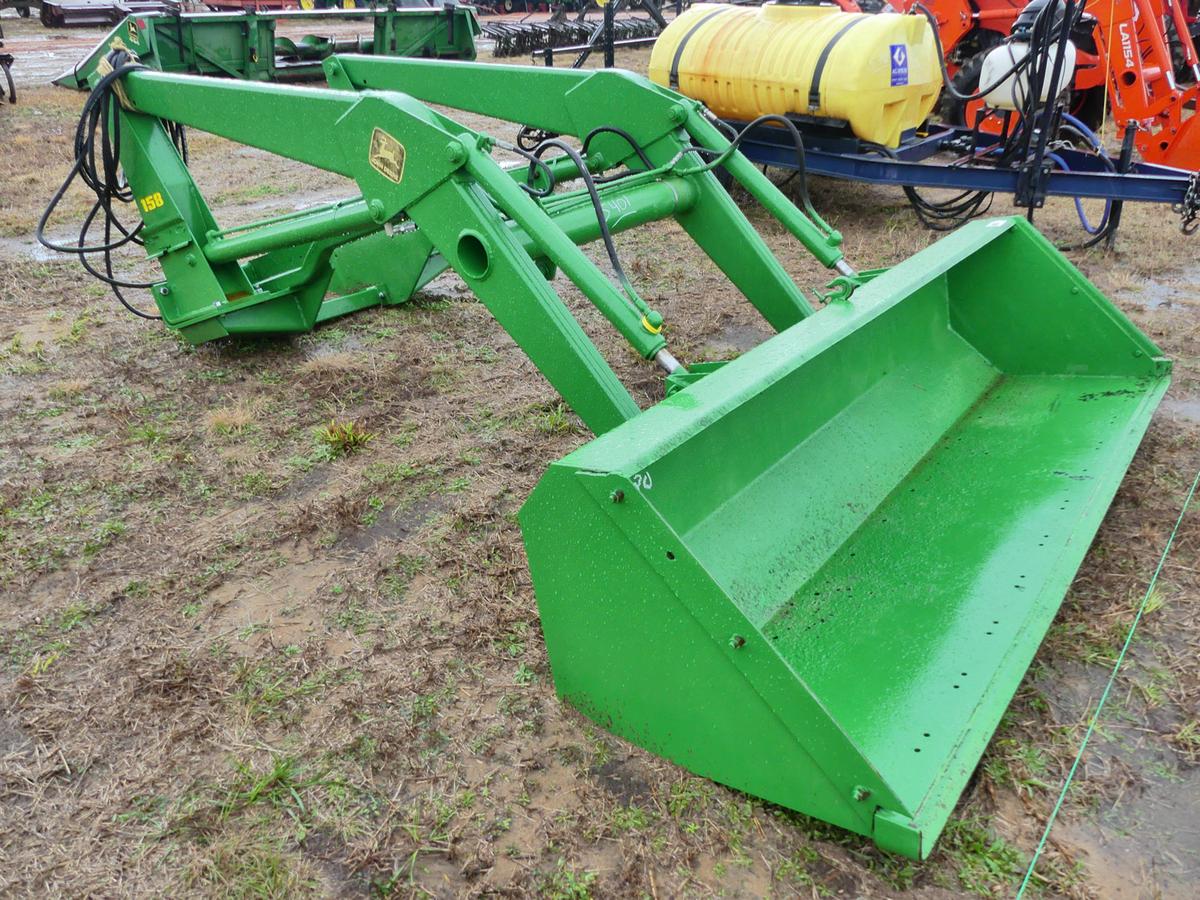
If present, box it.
[879,0,1200,168]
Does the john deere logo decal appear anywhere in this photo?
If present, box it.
[368,128,406,184]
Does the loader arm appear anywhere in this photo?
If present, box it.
[325,56,849,304]
[48,56,1170,860]
[103,61,858,432]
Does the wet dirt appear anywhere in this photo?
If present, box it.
[1122,263,1200,313]
[1058,772,1200,900]
[1032,649,1200,898]
[2,28,1200,900]
[1161,395,1200,425]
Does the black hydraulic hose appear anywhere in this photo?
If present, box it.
[530,137,645,311]
[38,50,189,320]
[506,141,559,198]
[899,1,1096,236]
[910,2,1045,102]
[38,62,145,254]
[581,125,654,171]
[1022,0,1079,222]
[682,112,834,236]
[862,142,994,230]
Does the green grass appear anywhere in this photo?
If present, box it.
[494,623,528,658]
[189,833,314,899]
[531,402,573,434]
[940,818,1026,896]
[539,858,598,900]
[609,804,650,834]
[332,601,377,635]
[1,598,107,672]
[164,755,331,896]
[231,659,330,722]
[316,420,374,458]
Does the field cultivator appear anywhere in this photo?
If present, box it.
[483,14,659,56]
[41,54,1170,859]
[55,7,479,88]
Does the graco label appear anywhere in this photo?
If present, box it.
[368,128,406,184]
[889,43,909,87]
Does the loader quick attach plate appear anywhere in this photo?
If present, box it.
[519,217,1170,858]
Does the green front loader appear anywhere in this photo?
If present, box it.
[43,54,1169,858]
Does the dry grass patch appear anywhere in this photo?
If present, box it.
[47,378,89,400]
[205,401,258,436]
[298,352,362,379]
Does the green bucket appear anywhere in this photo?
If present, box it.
[520,216,1170,858]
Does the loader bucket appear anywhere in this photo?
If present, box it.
[520,217,1169,859]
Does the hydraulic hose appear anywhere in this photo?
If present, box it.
[38,50,187,320]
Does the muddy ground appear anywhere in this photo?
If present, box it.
[2,14,1200,899]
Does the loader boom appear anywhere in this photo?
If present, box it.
[102,60,847,433]
[48,55,1170,859]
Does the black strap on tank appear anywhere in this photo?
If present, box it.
[668,7,734,89]
[808,16,868,111]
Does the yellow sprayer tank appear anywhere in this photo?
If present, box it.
[649,2,941,147]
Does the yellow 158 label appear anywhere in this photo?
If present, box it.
[138,192,164,213]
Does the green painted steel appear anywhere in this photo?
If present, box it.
[99,60,836,434]
[521,217,1170,857]
[54,7,478,90]
[82,57,1169,858]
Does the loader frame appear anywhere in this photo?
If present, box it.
[98,57,847,434]
[60,54,1169,860]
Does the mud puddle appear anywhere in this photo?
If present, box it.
[1123,261,1200,313]
[1039,649,1200,898]
[0,235,60,264]
[1161,395,1200,426]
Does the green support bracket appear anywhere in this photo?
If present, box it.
[54,7,479,90]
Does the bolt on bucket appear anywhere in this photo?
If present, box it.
[520,216,1170,859]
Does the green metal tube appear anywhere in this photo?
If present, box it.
[204,200,380,263]
[533,177,696,248]
[208,196,365,239]
[412,177,698,315]
[684,110,846,270]
[470,153,684,360]
[504,154,582,195]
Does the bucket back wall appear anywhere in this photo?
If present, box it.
[520,217,1169,858]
